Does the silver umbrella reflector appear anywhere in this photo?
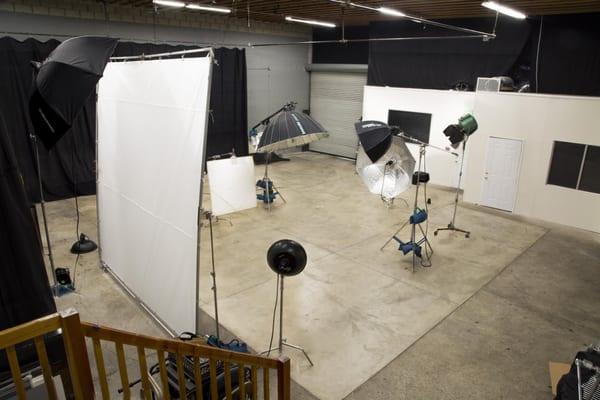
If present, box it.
[356,136,415,200]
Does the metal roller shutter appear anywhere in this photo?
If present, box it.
[309,71,367,159]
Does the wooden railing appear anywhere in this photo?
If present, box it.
[0,310,290,400]
[0,309,94,399]
[81,321,290,400]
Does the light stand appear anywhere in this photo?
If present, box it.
[434,136,470,238]
[261,240,313,366]
[381,142,433,272]
[263,275,314,366]
[381,133,458,272]
[257,152,286,212]
[435,113,479,238]
[203,210,221,339]
[30,134,63,296]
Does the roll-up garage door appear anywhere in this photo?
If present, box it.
[309,71,367,159]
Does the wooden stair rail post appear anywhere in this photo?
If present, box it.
[59,309,95,399]
[277,356,291,400]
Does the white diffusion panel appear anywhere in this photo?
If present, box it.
[97,57,211,334]
[207,156,256,216]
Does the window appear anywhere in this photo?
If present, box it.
[579,145,600,193]
[547,141,600,194]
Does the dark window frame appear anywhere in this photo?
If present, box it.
[547,140,600,195]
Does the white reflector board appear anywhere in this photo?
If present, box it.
[207,156,257,216]
[97,57,211,334]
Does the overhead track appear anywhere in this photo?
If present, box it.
[247,0,496,47]
[110,47,214,61]
[248,34,492,47]
[329,0,497,39]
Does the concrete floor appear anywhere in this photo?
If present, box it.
[40,152,600,399]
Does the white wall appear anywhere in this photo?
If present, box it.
[362,86,476,187]
[0,11,311,130]
[362,86,600,233]
[464,92,600,233]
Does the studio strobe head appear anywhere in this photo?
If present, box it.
[267,239,307,277]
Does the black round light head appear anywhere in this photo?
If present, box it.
[267,239,307,277]
[70,234,98,254]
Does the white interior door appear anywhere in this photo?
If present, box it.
[481,137,523,212]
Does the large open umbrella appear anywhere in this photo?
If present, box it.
[356,135,415,202]
[256,102,328,153]
[254,102,328,210]
[28,36,118,293]
[29,36,118,149]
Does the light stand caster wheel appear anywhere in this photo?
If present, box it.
[465,233,470,238]
[434,231,438,236]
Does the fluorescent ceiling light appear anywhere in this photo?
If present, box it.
[153,0,185,8]
[186,3,231,13]
[285,16,336,28]
[481,1,526,19]
[378,6,406,17]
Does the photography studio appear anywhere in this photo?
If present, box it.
[1,1,600,399]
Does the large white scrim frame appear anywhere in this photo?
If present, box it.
[97,56,212,334]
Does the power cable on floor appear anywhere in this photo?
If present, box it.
[266,274,280,357]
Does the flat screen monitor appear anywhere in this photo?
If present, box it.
[388,110,432,144]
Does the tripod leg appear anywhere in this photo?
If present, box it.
[380,220,409,251]
[283,342,314,366]
[418,224,434,256]
[272,183,286,203]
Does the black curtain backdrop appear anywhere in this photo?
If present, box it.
[0,37,248,203]
[368,17,533,90]
[111,43,249,159]
[314,13,600,96]
[208,47,248,157]
[0,37,96,203]
[537,13,600,96]
[313,25,370,64]
[0,110,56,331]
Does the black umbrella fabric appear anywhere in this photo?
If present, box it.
[355,120,393,163]
[257,106,328,153]
[29,36,118,149]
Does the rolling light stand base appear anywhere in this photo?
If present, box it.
[434,224,470,238]
[261,340,314,366]
[262,275,314,366]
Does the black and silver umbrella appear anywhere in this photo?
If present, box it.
[256,103,328,153]
[354,120,393,163]
[29,35,118,149]
[27,36,118,293]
